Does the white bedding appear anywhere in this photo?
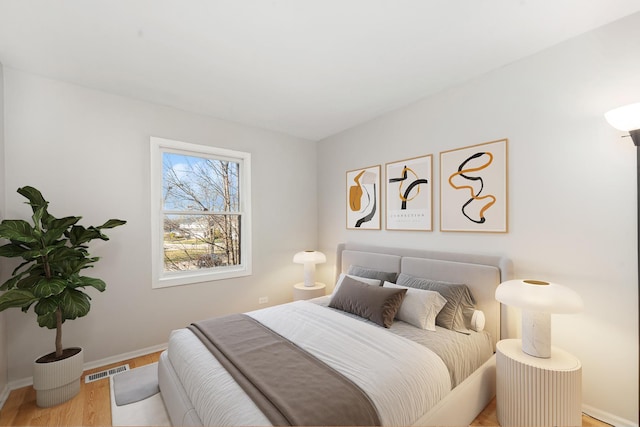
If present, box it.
[167,300,452,426]
[310,295,494,388]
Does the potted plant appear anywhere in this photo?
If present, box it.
[0,186,125,407]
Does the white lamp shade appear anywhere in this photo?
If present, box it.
[605,102,640,131]
[292,251,326,264]
[496,279,583,358]
[495,279,583,314]
[293,250,326,287]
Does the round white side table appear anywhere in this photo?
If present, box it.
[293,282,326,301]
[496,339,582,427]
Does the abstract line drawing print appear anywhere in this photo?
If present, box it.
[346,165,381,230]
[389,166,428,209]
[448,151,496,224]
[386,155,432,231]
[440,139,507,233]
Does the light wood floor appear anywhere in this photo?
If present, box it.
[469,397,611,427]
[0,351,162,426]
[0,350,612,427]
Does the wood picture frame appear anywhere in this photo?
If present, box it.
[346,165,381,230]
[385,154,433,231]
[440,139,508,233]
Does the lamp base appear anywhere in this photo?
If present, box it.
[302,263,317,287]
[521,310,551,358]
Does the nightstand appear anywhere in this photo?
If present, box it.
[293,282,326,301]
[496,339,582,427]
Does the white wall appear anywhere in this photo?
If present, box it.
[2,68,318,382]
[317,12,640,426]
[0,61,8,404]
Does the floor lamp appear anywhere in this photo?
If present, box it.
[605,102,640,337]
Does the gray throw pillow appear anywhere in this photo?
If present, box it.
[396,273,475,332]
[347,265,398,283]
[329,275,407,328]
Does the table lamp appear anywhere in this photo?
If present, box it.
[495,279,583,358]
[293,250,326,287]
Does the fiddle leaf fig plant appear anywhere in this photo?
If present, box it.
[0,186,126,360]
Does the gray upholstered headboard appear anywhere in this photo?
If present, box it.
[335,242,513,348]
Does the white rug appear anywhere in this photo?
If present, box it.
[109,363,171,427]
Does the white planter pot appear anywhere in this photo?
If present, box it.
[33,347,84,407]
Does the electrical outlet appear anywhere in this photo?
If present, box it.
[258,296,269,304]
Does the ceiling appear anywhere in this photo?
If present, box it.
[1,1,639,141]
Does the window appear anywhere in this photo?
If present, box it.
[150,137,251,288]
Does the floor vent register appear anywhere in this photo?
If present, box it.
[84,364,130,383]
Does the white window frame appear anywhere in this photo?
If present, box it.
[150,136,252,289]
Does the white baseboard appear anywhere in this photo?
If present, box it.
[583,404,638,427]
[0,384,10,411]
[81,342,167,372]
[7,343,168,392]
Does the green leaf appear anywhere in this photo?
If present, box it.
[34,297,59,316]
[42,228,69,246]
[32,278,67,298]
[44,217,82,244]
[88,226,110,241]
[75,276,106,292]
[0,289,37,312]
[17,186,48,213]
[97,219,127,229]
[16,274,41,289]
[0,220,39,243]
[47,250,85,277]
[67,225,103,246]
[0,243,28,258]
[57,256,97,276]
[31,206,46,231]
[20,247,55,261]
[59,288,90,320]
[37,311,58,329]
[0,274,24,291]
[47,246,82,263]
[48,216,81,231]
[18,263,45,277]
[12,259,36,276]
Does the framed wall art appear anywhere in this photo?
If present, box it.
[346,165,381,230]
[440,138,508,233]
[385,154,432,231]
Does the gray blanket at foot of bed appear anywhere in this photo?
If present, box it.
[189,313,381,426]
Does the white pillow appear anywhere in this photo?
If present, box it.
[332,273,382,294]
[469,310,485,332]
[383,281,447,331]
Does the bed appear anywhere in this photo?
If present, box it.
[158,242,513,426]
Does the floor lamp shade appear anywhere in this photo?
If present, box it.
[605,102,640,145]
[293,250,326,287]
[605,102,640,131]
[495,279,583,358]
